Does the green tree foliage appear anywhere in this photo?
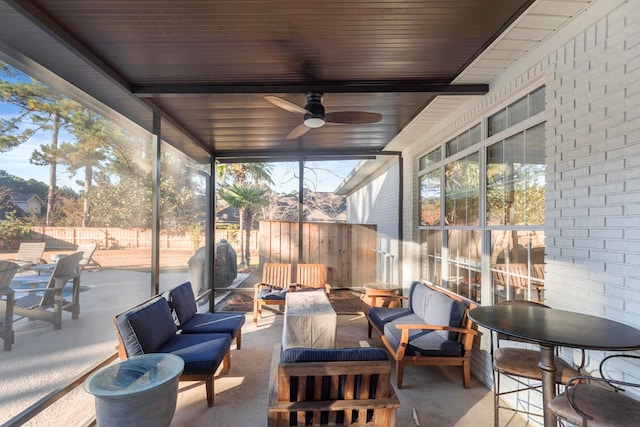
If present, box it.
[1,62,80,225]
[1,63,207,230]
[219,184,270,266]
[216,163,275,266]
[0,211,32,248]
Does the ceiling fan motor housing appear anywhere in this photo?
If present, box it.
[303,92,326,127]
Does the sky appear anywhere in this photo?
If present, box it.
[1,62,361,195]
[1,110,82,190]
[1,105,359,194]
[0,65,359,194]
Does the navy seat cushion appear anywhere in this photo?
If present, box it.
[383,320,463,357]
[168,282,197,325]
[159,333,231,375]
[181,312,245,338]
[259,287,288,300]
[281,347,389,363]
[115,297,177,356]
[368,307,413,332]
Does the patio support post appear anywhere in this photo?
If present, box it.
[150,111,161,296]
[298,157,304,263]
[208,155,216,310]
[397,153,403,287]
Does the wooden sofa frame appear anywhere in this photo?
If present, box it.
[267,344,400,427]
[366,281,478,389]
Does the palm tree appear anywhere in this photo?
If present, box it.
[219,184,270,267]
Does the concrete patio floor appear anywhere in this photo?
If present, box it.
[0,268,530,426]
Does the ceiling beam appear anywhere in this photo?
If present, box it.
[132,81,488,96]
[212,148,402,161]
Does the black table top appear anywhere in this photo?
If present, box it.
[469,305,640,350]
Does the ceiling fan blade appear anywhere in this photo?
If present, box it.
[325,111,382,124]
[286,123,312,140]
[265,95,309,115]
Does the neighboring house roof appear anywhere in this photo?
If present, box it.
[9,194,44,216]
[215,206,240,224]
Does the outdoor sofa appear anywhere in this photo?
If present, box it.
[366,280,478,389]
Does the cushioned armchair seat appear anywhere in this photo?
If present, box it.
[158,333,231,375]
[382,321,464,357]
[168,282,245,349]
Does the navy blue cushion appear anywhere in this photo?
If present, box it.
[281,347,389,363]
[180,312,245,338]
[383,321,463,357]
[158,333,231,375]
[168,282,197,326]
[259,287,288,300]
[115,297,177,356]
[368,307,413,332]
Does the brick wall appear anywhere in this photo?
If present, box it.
[545,2,640,381]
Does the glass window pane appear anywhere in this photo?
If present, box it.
[419,147,441,170]
[486,123,545,226]
[523,123,546,225]
[160,142,204,295]
[488,109,507,136]
[420,229,442,285]
[530,86,545,116]
[469,123,481,145]
[446,137,458,157]
[446,230,482,303]
[419,169,441,226]
[445,152,479,226]
[490,230,545,304]
[508,96,528,127]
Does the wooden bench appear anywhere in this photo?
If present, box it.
[366,281,477,389]
[267,344,400,426]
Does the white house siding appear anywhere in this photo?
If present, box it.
[346,163,401,285]
[347,0,640,417]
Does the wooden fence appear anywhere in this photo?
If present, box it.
[23,226,256,252]
[258,221,377,287]
[20,221,378,287]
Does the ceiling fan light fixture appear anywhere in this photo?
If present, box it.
[304,116,325,128]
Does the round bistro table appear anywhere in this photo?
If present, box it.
[468,305,640,427]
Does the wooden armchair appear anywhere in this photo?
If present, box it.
[296,263,331,294]
[0,261,19,350]
[12,251,83,330]
[253,263,292,324]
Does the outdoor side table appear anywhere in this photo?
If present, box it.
[84,353,184,427]
[360,282,401,314]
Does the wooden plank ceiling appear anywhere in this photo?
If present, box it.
[0,0,538,161]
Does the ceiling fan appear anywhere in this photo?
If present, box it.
[265,92,382,140]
